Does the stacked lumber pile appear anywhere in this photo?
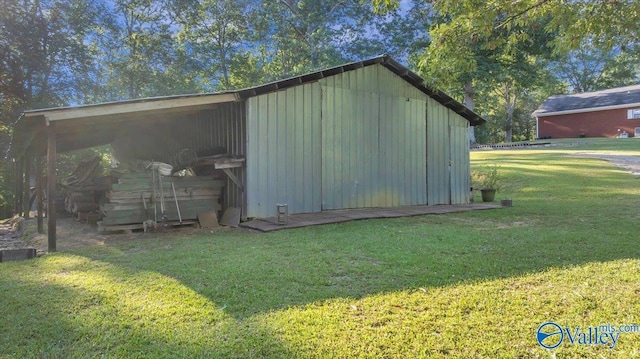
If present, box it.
[98,171,224,230]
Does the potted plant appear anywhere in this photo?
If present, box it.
[472,164,501,202]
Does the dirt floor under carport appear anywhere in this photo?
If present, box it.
[2,214,213,256]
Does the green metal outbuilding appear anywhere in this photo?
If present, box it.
[244,56,485,218]
[10,55,485,247]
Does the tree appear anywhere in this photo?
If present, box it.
[1,0,105,216]
[1,0,103,115]
[176,0,257,90]
[257,0,377,80]
[551,42,640,93]
[374,0,640,143]
[419,1,640,55]
[95,0,202,100]
[341,0,430,65]
[417,9,554,142]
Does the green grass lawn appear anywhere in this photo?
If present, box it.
[2,139,640,358]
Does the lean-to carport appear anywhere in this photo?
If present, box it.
[10,92,241,251]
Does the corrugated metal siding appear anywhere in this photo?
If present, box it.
[426,100,470,205]
[426,97,451,205]
[449,110,470,204]
[320,65,427,210]
[203,103,247,214]
[243,63,471,216]
[379,96,428,207]
[159,103,246,214]
[245,83,322,218]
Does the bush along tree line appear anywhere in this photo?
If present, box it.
[2,0,639,218]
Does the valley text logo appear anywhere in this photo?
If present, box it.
[537,321,640,350]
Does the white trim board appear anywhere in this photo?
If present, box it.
[24,93,239,123]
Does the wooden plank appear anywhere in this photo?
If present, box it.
[219,207,241,227]
[36,149,44,234]
[47,123,57,252]
[221,168,243,190]
[68,185,109,191]
[198,210,219,229]
[42,92,238,122]
[101,203,221,225]
[102,210,215,225]
[107,188,221,200]
[106,196,220,206]
[214,162,243,169]
[15,159,23,216]
[113,172,152,179]
[97,220,198,232]
[111,179,224,191]
[101,198,220,212]
[23,151,31,219]
[117,174,223,183]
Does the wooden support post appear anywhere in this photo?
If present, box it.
[13,160,19,215]
[221,168,243,190]
[23,151,31,219]
[15,159,24,216]
[36,150,44,234]
[47,123,57,252]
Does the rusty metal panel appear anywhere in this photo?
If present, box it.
[245,82,322,218]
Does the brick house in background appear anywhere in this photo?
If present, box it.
[533,84,640,139]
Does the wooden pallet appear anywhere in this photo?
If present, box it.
[97,220,198,233]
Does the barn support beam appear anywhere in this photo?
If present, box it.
[47,123,57,252]
[22,150,31,219]
[36,146,44,234]
[15,159,23,216]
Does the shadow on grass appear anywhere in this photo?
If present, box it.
[66,148,640,320]
[0,257,295,358]
[64,200,640,322]
[13,148,640,328]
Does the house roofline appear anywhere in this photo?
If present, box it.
[533,102,640,118]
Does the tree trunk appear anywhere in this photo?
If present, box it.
[504,92,517,143]
[463,81,476,144]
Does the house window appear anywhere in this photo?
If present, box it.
[627,108,640,119]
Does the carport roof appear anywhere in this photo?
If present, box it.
[10,55,485,158]
[533,84,640,117]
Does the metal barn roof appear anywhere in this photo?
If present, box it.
[10,55,485,158]
[533,84,640,117]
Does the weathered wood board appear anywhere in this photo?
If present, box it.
[100,171,224,226]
